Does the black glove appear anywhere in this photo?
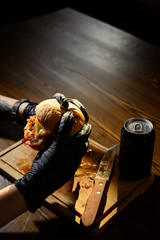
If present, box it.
[14,111,91,212]
[52,93,89,123]
[10,98,37,125]
[23,102,37,124]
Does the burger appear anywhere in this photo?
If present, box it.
[22,98,86,151]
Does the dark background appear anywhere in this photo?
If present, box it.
[0,0,160,47]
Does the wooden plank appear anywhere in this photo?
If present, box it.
[1,8,160,164]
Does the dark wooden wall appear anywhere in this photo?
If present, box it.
[0,1,160,47]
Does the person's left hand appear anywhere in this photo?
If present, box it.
[22,102,37,124]
[14,111,91,212]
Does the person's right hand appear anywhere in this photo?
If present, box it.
[52,93,89,123]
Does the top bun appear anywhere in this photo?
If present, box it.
[35,98,86,137]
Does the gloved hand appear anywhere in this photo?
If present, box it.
[52,93,89,123]
[22,101,37,124]
[10,98,37,125]
[14,111,91,212]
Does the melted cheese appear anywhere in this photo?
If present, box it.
[34,119,48,137]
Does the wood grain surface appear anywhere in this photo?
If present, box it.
[0,8,160,239]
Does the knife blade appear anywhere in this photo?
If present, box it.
[81,144,118,227]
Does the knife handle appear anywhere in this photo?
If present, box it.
[81,177,107,227]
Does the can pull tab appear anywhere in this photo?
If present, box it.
[134,123,143,133]
[125,118,153,134]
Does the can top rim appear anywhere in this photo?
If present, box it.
[124,118,153,134]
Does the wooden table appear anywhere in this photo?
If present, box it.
[0,7,160,239]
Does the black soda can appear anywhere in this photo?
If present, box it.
[119,118,155,179]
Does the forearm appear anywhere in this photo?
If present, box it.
[0,184,29,227]
[0,95,29,121]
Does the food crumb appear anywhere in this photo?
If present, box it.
[81,182,90,189]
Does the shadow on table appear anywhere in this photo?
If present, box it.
[0,121,24,151]
[0,121,24,140]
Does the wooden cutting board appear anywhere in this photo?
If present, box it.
[0,139,154,235]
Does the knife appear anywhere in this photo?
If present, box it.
[81,144,118,227]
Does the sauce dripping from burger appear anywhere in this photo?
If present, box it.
[23,116,49,146]
[74,148,103,189]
